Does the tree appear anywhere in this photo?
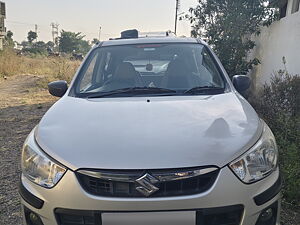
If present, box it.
[4,30,14,48]
[27,31,37,43]
[46,41,55,49]
[6,30,13,39]
[189,0,278,77]
[59,30,91,54]
[20,41,48,55]
[21,41,29,48]
[92,38,99,45]
[32,41,48,54]
[78,39,91,54]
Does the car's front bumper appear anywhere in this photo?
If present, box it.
[19,166,281,225]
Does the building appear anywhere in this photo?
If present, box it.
[0,1,6,50]
[248,0,300,87]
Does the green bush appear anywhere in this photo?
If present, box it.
[250,70,300,204]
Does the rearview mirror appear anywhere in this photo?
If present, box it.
[232,75,251,94]
[48,80,68,97]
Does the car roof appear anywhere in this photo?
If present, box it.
[100,37,205,47]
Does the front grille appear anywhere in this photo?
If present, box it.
[55,205,244,225]
[76,167,219,198]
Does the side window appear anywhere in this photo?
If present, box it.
[79,53,98,91]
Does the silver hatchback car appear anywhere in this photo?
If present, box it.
[19,30,281,225]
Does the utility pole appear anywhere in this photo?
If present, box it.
[50,22,59,49]
[98,26,102,41]
[174,0,180,35]
[35,24,38,42]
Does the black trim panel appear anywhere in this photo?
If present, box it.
[55,205,244,225]
[19,180,44,209]
[55,204,243,214]
[254,174,282,206]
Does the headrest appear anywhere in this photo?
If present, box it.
[165,58,189,77]
[114,62,137,81]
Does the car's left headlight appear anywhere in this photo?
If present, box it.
[229,121,278,183]
[21,129,67,188]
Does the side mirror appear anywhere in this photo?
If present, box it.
[232,75,251,94]
[48,80,68,97]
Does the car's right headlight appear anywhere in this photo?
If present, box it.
[229,121,278,183]
[21,129,67,188]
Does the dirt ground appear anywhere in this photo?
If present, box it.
[0,75,56,224]
[0,75,299,225]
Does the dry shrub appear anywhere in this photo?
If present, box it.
[0,48,23,76]
[36,57,81,88]
[51,57,80,81]
[0,48,81,88]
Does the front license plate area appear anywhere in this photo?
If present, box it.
[102,211,195,225]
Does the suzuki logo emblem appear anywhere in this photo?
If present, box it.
[135,173,159,197]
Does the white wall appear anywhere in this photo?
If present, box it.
[249,0,300,87]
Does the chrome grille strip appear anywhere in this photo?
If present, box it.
[77,167,218,182]
[77,170,138,182]
[154,167,218,181]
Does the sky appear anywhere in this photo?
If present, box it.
[4,0,198,43]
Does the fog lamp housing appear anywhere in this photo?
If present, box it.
[255,201,278,225]
[24,206,44,225]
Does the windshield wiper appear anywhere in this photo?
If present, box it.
[184,86,224,94]
[87,87,177,98]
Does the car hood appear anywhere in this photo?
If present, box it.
[36,93,262,170]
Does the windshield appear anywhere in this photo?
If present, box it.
[72,43,226,97]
